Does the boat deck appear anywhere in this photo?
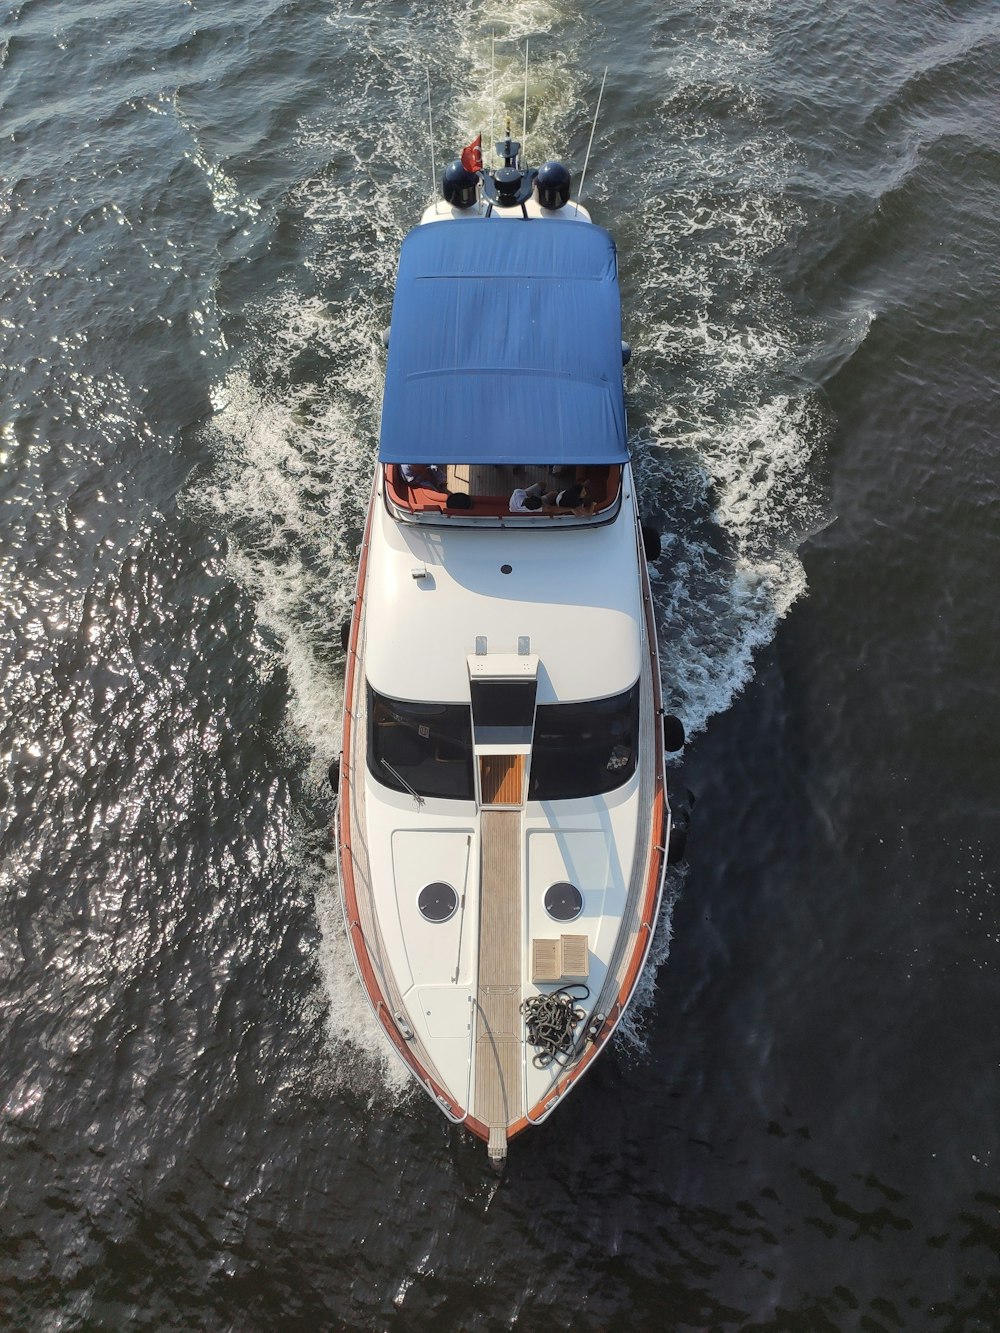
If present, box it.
[340,485,667,1157]
[472,811,523,1135]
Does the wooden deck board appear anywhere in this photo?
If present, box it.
[447,463,557,498]
[473,810,523,1130]
[479,753,525,806]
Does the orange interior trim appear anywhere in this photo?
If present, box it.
[479,753,525,805]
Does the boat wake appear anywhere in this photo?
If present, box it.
[619,0,830,738]
[186,0,831,1099]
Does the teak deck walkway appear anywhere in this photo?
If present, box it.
[472,810,523,1148]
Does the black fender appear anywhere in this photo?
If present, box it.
[662,713,685,752]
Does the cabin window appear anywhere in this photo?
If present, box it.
[528,681,640,801]
[367,686,475,800]
[470,680,536,728]
[470,678,537,746]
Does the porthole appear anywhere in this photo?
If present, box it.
[544,881,583,922]
[418,881,459,923]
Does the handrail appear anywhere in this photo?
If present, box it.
[380,759,425,807]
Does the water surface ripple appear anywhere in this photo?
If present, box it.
[2,0,999,1328]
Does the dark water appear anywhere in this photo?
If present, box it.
[3,0,1000,1327]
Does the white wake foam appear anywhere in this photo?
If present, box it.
[312,849,415,1102]
[621,0,829,737]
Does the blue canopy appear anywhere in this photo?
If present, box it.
[378,221,628,466]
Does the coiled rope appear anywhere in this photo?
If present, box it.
[521,986,590,1068]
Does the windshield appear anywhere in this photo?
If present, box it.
[367,686,475,800]
[528,682,640,801]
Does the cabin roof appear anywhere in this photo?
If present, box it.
[363,489,644,705]
[378,221,629,467]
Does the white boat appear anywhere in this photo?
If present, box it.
[335,128,684,1167]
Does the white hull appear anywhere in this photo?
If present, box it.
[337,467,669,1160]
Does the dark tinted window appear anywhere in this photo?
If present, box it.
[470,680,536,728]
[367,687,474,800]
[529,682,640,801]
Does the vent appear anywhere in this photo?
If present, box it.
[531,934,590,984]
[560,934,589,978]
[531,938,561,983]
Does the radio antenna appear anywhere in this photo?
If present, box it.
[490,29,496,166]
[426,68,436,193]
[577,65,608,211]
[521,39,530,164]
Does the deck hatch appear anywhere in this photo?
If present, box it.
[531,934,590,984]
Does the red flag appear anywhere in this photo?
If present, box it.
[460,134,483,173]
